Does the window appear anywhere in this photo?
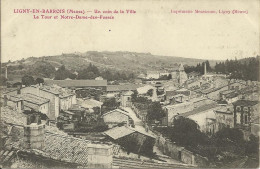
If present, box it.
[245,115,248,124]
[243,107,248,112]
[236,106,241,111]
[223,115,225,120]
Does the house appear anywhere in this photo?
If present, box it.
[219,90,240,103]
[7,85,77,120]
[2,91,50,115]
[44,79,107,90]
[121,91,133,107]
[232,100,259,134]
[177,103,219,135]
[104,126,156,155]
[102,109,134,128]
[1,94,23,113]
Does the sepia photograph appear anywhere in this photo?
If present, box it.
[1,0,260,168]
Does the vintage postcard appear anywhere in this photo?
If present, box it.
[1,0,259,168]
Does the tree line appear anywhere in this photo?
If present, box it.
[54,63,135,81]
[215,57,259,81]
[184,56,259,81]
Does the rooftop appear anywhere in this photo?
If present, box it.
[44,79,107,88]
[179,103,219,118]
[104,126,156,140]
[107,84,144,92]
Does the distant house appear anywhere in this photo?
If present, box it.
[165,88,191,102]
[95,76,104,80]
[106,84,144,93]
[187,71,201,79]
[146,64,188,85]
[44,79,107,90]
[102,109,134,128]
[232,100,259,137]
[121,91,133,107]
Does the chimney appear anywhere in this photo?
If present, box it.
[204,63,207,76]
[17,88,21,94]
[23,113,45,150]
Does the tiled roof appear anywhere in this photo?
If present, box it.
[45,79,107,87]
[43,132,91,165]
[107,84,144,92]
[179,103,219,117]
[0,149,16,165]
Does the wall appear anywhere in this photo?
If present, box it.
[87,144,113,168]
[39,102,50,115]
[216,113,234,129]
[156,135,208,167]
[60,96,73,111]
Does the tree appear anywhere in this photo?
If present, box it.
[35,77,44,84]
[155,117,208,147]
[146,89,153,97]
[147,102,165,123]
[0,76,7,86]
[54,65,73,80]
[22,75,35,86]
[101,98,119,114]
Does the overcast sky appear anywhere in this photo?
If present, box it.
[2,0,260,62]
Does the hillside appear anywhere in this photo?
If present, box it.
[2,51,218,75]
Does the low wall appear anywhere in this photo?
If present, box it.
[156,135,208,167]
